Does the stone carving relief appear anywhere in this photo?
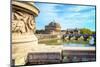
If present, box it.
[12,10,36,33]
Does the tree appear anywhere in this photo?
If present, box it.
[80,28,92,35]
[92,31,96,34]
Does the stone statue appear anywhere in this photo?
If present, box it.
[12,1,39,65]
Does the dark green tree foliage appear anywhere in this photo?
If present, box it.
[80,28,93,35]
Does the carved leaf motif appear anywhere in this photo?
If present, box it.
[12,10,35,33]
[27,15,35,30]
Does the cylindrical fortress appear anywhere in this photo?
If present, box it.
[12,1,39,65]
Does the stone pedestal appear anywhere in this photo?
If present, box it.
[12,1,39,65]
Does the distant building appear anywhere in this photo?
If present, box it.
[45,21,61,34]
[66,28,80,35]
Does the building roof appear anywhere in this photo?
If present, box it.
[48,21,61,28]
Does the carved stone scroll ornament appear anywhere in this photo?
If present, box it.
[12,10,36,33]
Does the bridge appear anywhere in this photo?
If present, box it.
[62,34,96,41]
[25,46,96,65]
[62,47,96,62]
[63,34,95,37]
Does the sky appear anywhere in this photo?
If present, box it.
[34,2,96,31]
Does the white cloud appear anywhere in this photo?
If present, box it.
[35,2,96,31]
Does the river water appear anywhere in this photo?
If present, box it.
[39,38,95,47]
